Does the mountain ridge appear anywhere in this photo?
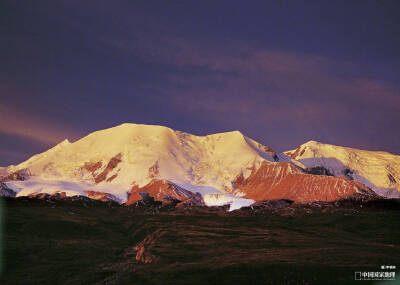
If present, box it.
[1,123,399,208]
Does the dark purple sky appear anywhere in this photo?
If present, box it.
[1,0,400,165]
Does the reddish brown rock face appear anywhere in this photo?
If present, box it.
[94,154,122,184]
[234,162,373,202]
[126,179,204,206]
[106,174,118,182]
[85,190,117,202]
[28,191,67,199]
[148,162,160,179]
[285,147,305,159]
[83,154,122,184]
[232,172,245,189]
[83,161,102,173]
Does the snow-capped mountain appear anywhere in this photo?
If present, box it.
[1,124,399,208]
[2,123,283,209]
[285,140,400,198]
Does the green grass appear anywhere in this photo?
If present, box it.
[1,198,399,285]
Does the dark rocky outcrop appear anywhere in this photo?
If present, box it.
[250,199,294,209]
[388,173,397,184]
[305,166,333,176]
[343,168,354,180]
[0,182,16,197]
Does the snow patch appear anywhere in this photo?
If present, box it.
[8,177,129,203]
[203,193,254,211]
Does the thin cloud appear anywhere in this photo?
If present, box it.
[0,104,79,145]
[100,27,400,111]
[55,1,400,117]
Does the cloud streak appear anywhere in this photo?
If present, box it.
[0,103,80,145]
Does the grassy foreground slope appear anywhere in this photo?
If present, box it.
[1,198,399,285]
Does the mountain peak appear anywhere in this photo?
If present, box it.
[59,139,71,146]
[302,140,321,146]
[100,123,175,136]
[227,130,243,136]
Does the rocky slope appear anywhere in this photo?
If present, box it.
[233,162,375,202]
[285,140,400,198]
